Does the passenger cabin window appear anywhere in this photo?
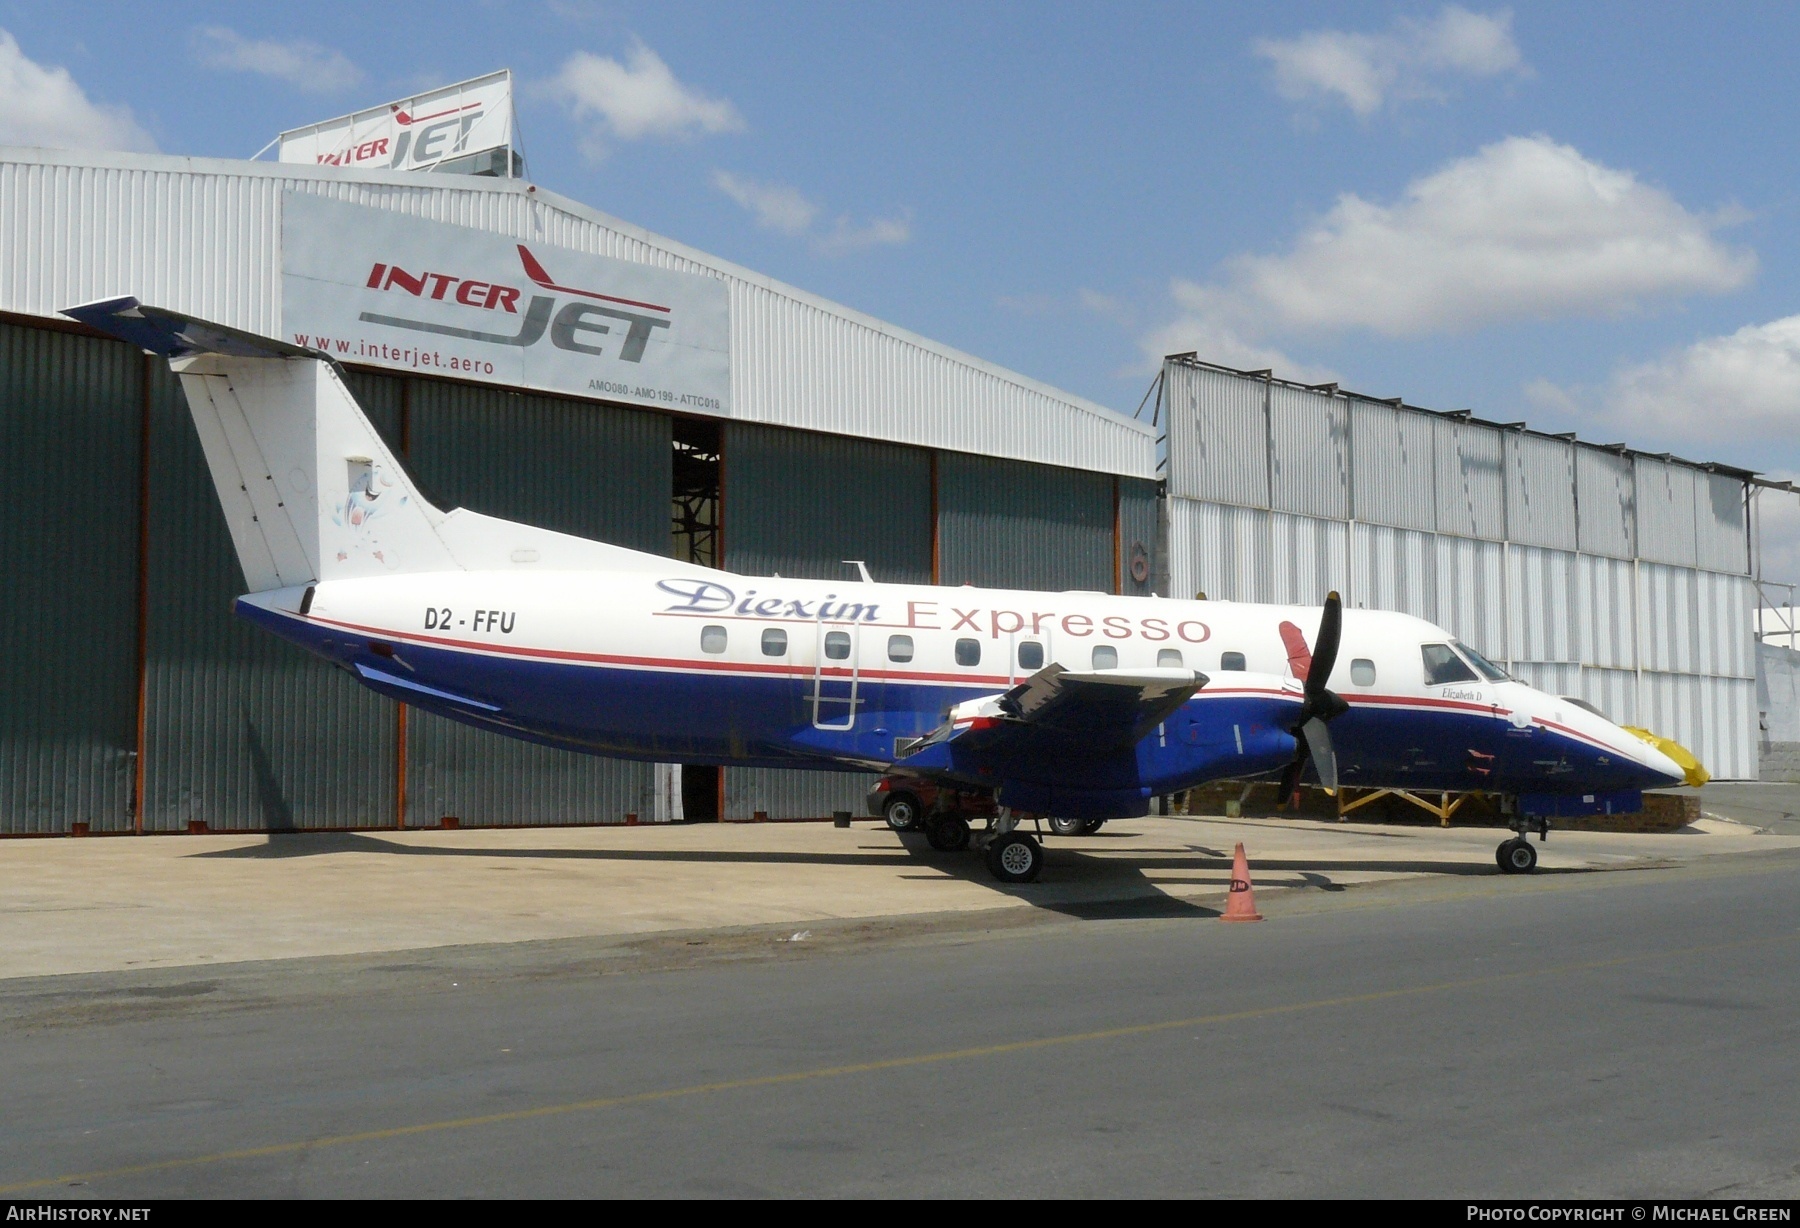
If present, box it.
[823,631,851,660]
[1421,643,1479,685]
[761,628,788,657]
[1220,651,1247,671]
[955,638,981,667]
[1091,645,1118,670]
[1018,641,1044,671]
[1457,643,1509,681]
[887,634,914,663]
[1157,648,1184,668]
[700,625,728,654]
[1350,658,1377,686]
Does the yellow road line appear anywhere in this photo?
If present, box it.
[3,930,1792,1194]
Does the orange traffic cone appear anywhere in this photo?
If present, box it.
[1221,842,1263,923]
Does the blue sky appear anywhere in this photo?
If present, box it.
[4,2,1799,570]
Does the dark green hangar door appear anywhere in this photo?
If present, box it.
[0,323,143,835]
[937,455,1117,592]
[719,422,932,822]
[139,365,403,832]
[402,378,674,826]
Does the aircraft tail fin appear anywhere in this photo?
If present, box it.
[64,297,697,595]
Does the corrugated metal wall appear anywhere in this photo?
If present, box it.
[1576,449,1635,558]
[401,377,670,825]
[723,767,867,825]
[1636,457,1699,567]
[1507,434,1578,550]
[716,421,933,820]
[1270,384,1349,520]
[938,454,1115,591]
[1163,363,1269,507]
[0,323,141,834]
[1119,477,1161,598]
[0,147,1156,482]
[1434,418,1507,540]
[1351,399,1438,531]
[722,423,931,583]
[139,362,400,831]
[1162,358,1759,778]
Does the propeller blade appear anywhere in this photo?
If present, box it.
[1301,717,1338,792]
[1277,752,1304,809]
[1307,591,1343,695]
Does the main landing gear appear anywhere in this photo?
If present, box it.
[924,813,971,852]
[1496,816,1549,875]
[920,807,1044,882]
[978,808,1044,884]
[1046,816,1105,836]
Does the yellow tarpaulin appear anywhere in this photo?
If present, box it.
[1623,726,1710,787]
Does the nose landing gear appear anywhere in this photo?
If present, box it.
[1496,815,1549,874]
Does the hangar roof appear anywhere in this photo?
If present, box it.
[0,146,1157,480]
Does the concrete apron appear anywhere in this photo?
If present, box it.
[2,814,1796,980]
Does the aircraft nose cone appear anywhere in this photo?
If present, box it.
[1630,741,1688,790]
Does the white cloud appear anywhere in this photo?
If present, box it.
[192,26,362,94]
[1208,136,1750,339]
[1254,5,1526,117]
[1138,306,1339,387]
[551,41,742,160]
[713,169,909,257]
[1138,135,1751,382]
[712,171,817,236]
[1534,315,1800,447]
[0,29,155,152]
[815,211,911,256]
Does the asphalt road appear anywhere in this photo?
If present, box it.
[3,850,1798,1198]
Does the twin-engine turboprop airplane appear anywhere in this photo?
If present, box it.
[66,299,1689,884]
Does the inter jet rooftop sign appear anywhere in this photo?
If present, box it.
[282,194,731,415]
[277,70,514,173]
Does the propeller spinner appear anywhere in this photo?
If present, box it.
[1276,592,1351,806]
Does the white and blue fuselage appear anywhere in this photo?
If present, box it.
[59,296,1686,829]
[238,567,1685,818]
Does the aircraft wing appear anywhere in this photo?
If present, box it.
[900,664,1206,767]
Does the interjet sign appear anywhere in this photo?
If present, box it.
[282,194,731,415]
[277,70,515,173]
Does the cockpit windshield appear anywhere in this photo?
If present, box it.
[1454,643,1509,682]
[1421,643,1479,686]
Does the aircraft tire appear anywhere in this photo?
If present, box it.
[1046,816,1086,836]
[925,815,971,853]
[986,832,1043,884]
[1079,818,1106,836]
[1497,837,1538,874]
[883,793,924,832]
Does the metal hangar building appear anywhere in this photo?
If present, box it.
[0,140,1766,838]
[0,145,1158,834]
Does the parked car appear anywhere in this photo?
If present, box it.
[866,776,1105,843]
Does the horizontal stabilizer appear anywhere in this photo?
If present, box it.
[59,297,715,593]
[63,297,321,361]
[354,663,500,712]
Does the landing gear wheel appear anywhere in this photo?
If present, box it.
[1497,837,1538,874]
[925,815,971,852]
[1046,816,1085,836]
[883,792,924,833]
[1079,818,1106,836]
[985,832,1044,883]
